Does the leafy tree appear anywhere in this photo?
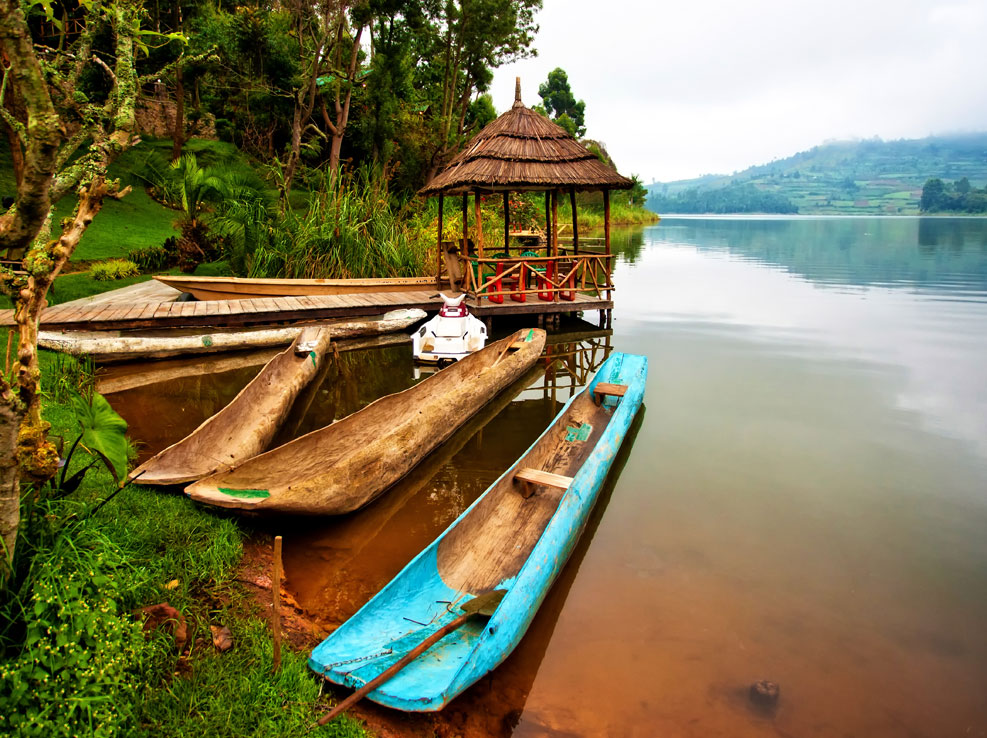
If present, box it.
[920,178,946,211]
[537,67,585,137]
[465,93,496,131]
[0,0,177,567]
[429,0,541,168]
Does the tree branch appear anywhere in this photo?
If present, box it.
[90,53,117,85]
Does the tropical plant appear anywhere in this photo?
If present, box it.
[90,260,141,281]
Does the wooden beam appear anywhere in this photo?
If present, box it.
[604,188,611,300]
[436,193,444,288]
[503,192,510,255]
[544,191,551,248]
[551,189,559,302]
[462,194,470,292]
[570,187,578,254]
[515,466,574,499]
[592,381,627,406]
[475,192,484,260]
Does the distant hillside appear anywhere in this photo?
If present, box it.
[648,133,987,215]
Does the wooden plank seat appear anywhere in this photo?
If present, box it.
[514,467,574,499]
[592,382,627,406]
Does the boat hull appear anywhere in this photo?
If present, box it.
[154,275,437,301]
[309,351,647,711]
[129,325,334,486]
[184,328,547,515]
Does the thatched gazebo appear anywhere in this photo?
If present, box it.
[419,79,632,305]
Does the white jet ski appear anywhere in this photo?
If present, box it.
[412,293,487,365]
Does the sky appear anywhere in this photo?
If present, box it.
[490,0,987,183]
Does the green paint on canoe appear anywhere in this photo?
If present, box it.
[218,487,270,499]
[309,350,317,367]
[202,335,214,347]
[565,422,592,442]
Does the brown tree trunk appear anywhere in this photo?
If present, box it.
[170,2,184,161]
[171,63,184,161]
[1,114,24,189]
[0,0,140,566]
[327,24,363,173]
[0,385,21,568]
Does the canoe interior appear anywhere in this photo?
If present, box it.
[129,325,332,485]
[185,328,546,513]
[435,384,610,593]
[154,274,436,300]
[309,352,647,711]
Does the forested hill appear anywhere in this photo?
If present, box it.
[647,133,987,215]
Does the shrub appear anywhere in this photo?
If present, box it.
[90,260,141,281]
[127,246,174,273]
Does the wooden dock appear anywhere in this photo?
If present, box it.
[1,278,611,331]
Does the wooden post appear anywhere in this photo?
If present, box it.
[475,192,484,259]
[4,331,12,374]
[503,192,510,255]
[461,194,470,292]
[272,535,283,672]
[603,188,611,300]
[544,191,551,251]
[436,194,444,289]
[551,190,559,302]
[570,187,578,255]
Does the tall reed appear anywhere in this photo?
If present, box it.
[250,166,430,279]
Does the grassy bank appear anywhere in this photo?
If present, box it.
[0,345,368,737]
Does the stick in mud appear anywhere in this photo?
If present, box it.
[273,535,283,672]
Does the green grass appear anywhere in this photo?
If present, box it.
[0,349,370,738]
[53,185,179,262]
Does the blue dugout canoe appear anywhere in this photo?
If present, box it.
[309,351,647,712]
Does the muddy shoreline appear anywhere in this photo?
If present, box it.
[240,531,519,738]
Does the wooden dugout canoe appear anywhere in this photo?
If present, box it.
[129,325,334,486]
[154,274,437,301]
[184,328,547,515]
[308,351,647,711]
[39,309,425,363]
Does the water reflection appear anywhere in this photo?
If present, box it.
[649,216,987,292]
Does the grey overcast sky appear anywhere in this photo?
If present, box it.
[490,0,987,182]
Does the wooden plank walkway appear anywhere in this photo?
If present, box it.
[1,279,611,331]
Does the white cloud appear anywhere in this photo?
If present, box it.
[491,0,987,181]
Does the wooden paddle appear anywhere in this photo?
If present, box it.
[313,589,506,728]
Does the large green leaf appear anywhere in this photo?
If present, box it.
[69,390,129,484]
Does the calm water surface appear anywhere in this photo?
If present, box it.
[108,216,987,737]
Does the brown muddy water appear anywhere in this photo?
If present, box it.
[106,217,987,737]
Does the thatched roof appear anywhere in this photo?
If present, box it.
[419,82,633,196]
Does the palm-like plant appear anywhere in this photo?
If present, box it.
[169,154,273,272]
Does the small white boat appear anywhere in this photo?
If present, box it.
[412,293,487,364]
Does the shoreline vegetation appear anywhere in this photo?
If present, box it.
[0,331,370,736]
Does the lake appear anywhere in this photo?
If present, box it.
[108,216,987,737]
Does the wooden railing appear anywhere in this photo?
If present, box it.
[460,251,613,303]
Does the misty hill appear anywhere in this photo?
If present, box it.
[647,133,987,215]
